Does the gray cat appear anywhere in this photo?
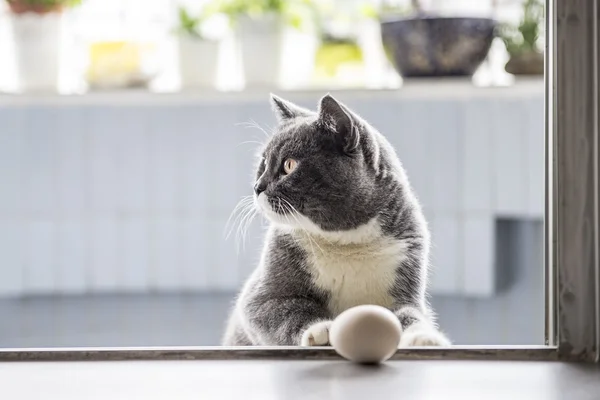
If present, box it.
[223,94,450,347]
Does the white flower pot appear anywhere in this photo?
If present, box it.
[178,37,219,89]
[237,14,283,88]
[10,12,61,92]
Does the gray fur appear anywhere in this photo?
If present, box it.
[223,94,446,346]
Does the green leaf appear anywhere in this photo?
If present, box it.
[498,0,544,56]
[176,6,209,39]
[358,3,378,19]
[7,0,83,8]
[212,0,321,30]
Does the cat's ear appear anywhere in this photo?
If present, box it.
[270,94,312,123]
[318,94,360,154]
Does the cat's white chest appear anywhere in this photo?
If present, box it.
[303,238,407,316]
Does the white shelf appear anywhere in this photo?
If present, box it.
[0,77,544,107]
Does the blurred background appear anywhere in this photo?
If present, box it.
[0,0,544,347]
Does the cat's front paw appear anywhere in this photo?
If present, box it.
[399,328,450,347]
[300,320,333,346]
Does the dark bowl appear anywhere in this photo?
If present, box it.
[380,16,496,78]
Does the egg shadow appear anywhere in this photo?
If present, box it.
[298,361,399,380]
[270,361,402,400]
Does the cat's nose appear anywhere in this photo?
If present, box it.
[254,182,267,196]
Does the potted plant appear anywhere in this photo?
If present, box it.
[217,0,317,88]
[6,0,82,92]
[314,32,363,82]
[176,6,221,89]
[310,2,365,87]
[499,0,544,76]
[379,0,496,78]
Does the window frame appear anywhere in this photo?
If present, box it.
[0,0,598,363]
[549,0,600,362]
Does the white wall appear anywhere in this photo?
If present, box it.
[0,81,544,298]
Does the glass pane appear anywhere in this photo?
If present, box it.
[0,0,545,351]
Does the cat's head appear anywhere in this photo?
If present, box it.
[254,94,391,237]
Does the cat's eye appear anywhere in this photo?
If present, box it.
[283,158,298,174]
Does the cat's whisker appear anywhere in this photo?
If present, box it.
[280,201,316,257]
[239,206,258,252]
[230,207,254,253]
[234,121,260,130]
[281,205,310,254]
[237,119,273,139]
[252,119,275,137]
[284,203,335,248]
[235,201,256,251]
[314,212,337,246]
[225,197,251,237]
[303,225,325,255]
[280,198,325,255]
[240,195,260,250]
[262,122,275,136]
[236,140,265,148]
[225,196,255,242]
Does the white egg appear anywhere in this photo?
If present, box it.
[330,305,402,364]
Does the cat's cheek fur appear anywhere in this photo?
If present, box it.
[300,320,333,346]
[398,323,451,347]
